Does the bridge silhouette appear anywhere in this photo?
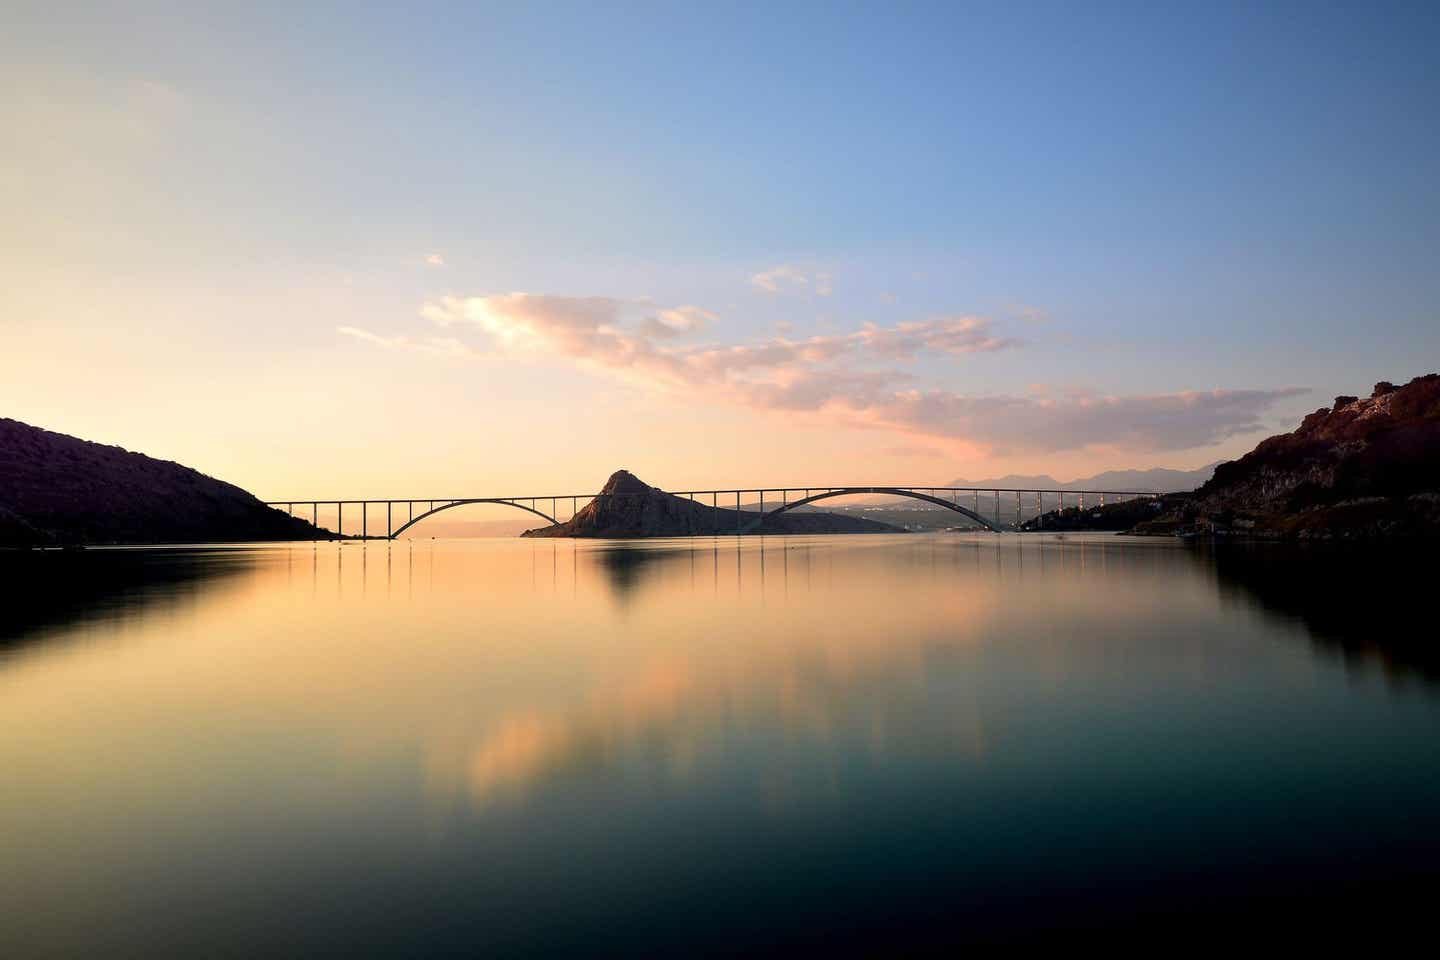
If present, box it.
[266,485,1159,539]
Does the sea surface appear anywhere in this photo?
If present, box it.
[2,534,1438,955]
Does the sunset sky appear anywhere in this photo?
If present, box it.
[4,3,1439,499]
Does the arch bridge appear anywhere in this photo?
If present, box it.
[265,485,1158,540]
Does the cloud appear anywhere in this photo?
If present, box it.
[835,384,1310,455]
[750,264,805,293]
[852,316,1021,359]
[638,305,715,339]
[751,264,830,295]
[337,325,408,348]
[337,325,471,357]
[1008,302,1048,324]
[880,444,950,459]
[346,292,1300,455]
[417,294,1015,378]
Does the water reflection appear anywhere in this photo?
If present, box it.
[0,547,258,653]
[2,535,1438,954]
[591,543,678,607]
[1211,542,1440,688]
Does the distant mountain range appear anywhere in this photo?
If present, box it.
[945,464,1219,494]
[1,418,327,546]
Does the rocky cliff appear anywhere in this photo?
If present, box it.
[1131,374,1440,538]
[520,470,903,537]
[0,418,329,546]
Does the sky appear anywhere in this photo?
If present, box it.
[4,2,1439,500]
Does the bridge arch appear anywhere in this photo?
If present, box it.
[741,487,999,533]
[389,498,560,539]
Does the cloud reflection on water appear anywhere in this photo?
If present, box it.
[4,535,1440,955]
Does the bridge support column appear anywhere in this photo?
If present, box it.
[387,502,392,539]
[363,503,367,540]
[312,502,317,540]
[736,492,741,534]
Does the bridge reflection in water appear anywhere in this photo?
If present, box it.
[265,485,1159,539]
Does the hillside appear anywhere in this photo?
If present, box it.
[1131,375,1440,538]
[1021,494,1179,532]
[520,470,903,537]
[0,418,329,546]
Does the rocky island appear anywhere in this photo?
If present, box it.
[0,418,328,547]
[1129,374,1440,538]
[520,470,903,537]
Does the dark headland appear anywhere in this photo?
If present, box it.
[0,418,328,547]
[521,470,902,537]
[1022,374,1440,538]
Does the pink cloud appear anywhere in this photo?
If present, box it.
[348,293,1301,455]
[835,383,1310,454]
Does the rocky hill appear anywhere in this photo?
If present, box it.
[520,470,903,537]
[1131,374,1440,538]
[0,418,329,546]
[1021,494,1180,532]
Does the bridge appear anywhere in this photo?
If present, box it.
[265,486,1160,539]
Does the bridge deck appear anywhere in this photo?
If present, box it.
[264,486,1160,540]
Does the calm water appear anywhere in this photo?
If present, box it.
[2,534,1438,954]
